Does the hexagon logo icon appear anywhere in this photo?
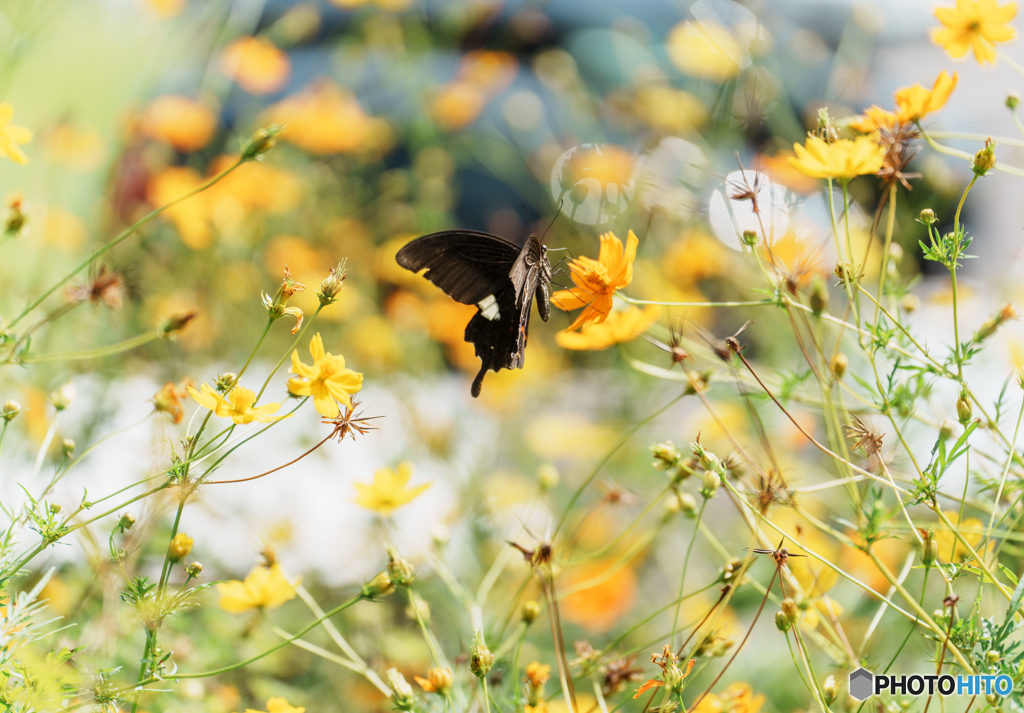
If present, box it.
[849,668,873,701]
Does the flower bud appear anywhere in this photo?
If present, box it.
[888,242,903,261]
[431,523,450,548]
[521,599,541,624]
[921,531,938,567]
[956,391,973,424]
[919,208,937,225]
[974,304,1017,343]
[2,399,21,421]
[362,571,396,599]
[119,513,136,530]
[809,276,828,315]
[186,561,203,578]
[741,229,759,247]
[775,610,792,632]
[385,668,416,711]
[721,557,743,583]
[5,191,26,236]
[214,372,238,393]
[939,419,956,441]
[469,638,494,677]
[986,650,1001,665]
[651,441,680,470]
[932,608,945,621]
[385,541,416,587]
[781,597,800,622]
[536,463,560,490]
[823,675,839,705]
[700,470,720,499]
[901,294,921,314]
[61,438,75,458]
[167,533,193,561]
[48,502,62,514]
[425,667,453,695]
[1009,91,1021,109]
[833,261,861,286]
[971,137,997,176]
[831,353,848,380]
[317,261,347,307]
[405,593,431,624]
[51,382,75,411]
[241,125,283,161]
[677,492,698,517]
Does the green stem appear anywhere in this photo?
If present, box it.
[672,500,706,650]
[255,305,322,402]
[19,330,161,364]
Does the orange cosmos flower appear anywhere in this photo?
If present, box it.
[265,81,391,155]
[932,0,1017,65]
[894,71,958,123]
[221,37,291,95]
[140,95,217,152]
[553,230,639,332]
[555,305,660,351]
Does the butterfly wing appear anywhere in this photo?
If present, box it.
[395,230,521,305]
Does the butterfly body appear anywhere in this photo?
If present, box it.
[395,230,552,397]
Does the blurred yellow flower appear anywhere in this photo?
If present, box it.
[568,144,634,186]
[932,0,1017,65]
[144,0,186,18]
[789,556,843,629]
[45,123,104,171]
[690,682,765,713]
[148,166,212,248]
[934,510,988,562]
[525,413,616,461]
[140,95,217,152]
[208,155,303,214]
[788,135,885,181]
[265,80,391,155]
[848,105,899,133]
[42,207,87,250]
[560,559,638,632]
[553,230,639,331]
[353,462,430,515]
[218,564,299,613]
[894,71,958,123]
[758,150,821,195]
[431,82,487,131]
[555,305,660,351]
[188,383,289,424]
[634,86,708,133]
[667,21,742,81]
[287,333,363,417]
[0,102,32,165]
[221,37,291,95]
[664,229,728,285]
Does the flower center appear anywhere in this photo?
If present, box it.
[579,262,612,291]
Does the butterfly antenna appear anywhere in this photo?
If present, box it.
[541,200,563,243]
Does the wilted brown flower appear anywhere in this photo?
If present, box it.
[65,265,125,310]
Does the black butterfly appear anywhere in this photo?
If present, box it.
[396,230,553,397]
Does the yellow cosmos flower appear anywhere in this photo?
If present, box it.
[221,37,291,95]
[932,0,1017,65]
[353,461,430,515]
[187,383,289,424]
[140,95,217,152]
[894,71,958,123]
[217,564,299,613]
[0,103,32,165]
[552,230,639,332]
[555,305,660,351]
[848,105,898,133]
[788,135,885,182]
[690,682,766,713]
[287,333,364,417]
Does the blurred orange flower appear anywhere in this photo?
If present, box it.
[265,81,391,155]
[758,150,821,195]
[221,37,291,95]
[555,305,660,351]
[148,166,212,248]
[431,51,517,131]
[431,82,487,131]
[140,95,217,152]
[458,50,518,89]
[691,682,766,713]
[560,559,638,632]
[553,230,639,331]
[569,145,634,187]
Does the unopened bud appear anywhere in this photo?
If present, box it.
[1009,91,1021,109]
[919,208,937,225]
[971,137,997,176]
[167,532,193,561]
[385,668,416,711]
[385,541,416,587]
[521,599,541,624]
[425,666,453,695]
[241,125,282,161]
[901,294,921,314]
[119,513,136,530]
[833,261,861,286]
[215,372,237,392]
[362,571,396,599]
[651,441,680,470]
[160,310,198,338]
[536,463,560,490]
[2,399,21,421]
[677,492,698,517]
[700,470,720,499]
[823,675,840,705]
[775,610,792,632]
[317,261,347,307]
[921,531,938,566]
[781,597,800,622]
[48,502,62,514]
[956,391,973,424]
[974,304,1017,343]
[831,353,848,379]
[51,382,75,411]
[939,419,957,441]
[61,438,75,458]
[721,557,743,583]
[741,229,759,247]
[186,561,203,578]
[684,369,711,396]
[469,638,494,677]
[987,650,1002,665]
[809,276,828,314]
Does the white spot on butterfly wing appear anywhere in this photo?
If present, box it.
[478,294,500,321]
